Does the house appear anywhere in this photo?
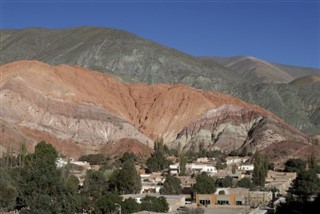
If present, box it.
[196,157,212,163]
[140,183,162,194]
[238,164,254,171]
[195,188,272,207]
[187,164,217,174]
[169,164,180,175]
[226,157,249,165]
[121,193,185,212]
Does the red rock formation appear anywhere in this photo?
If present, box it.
[0,60,313,159]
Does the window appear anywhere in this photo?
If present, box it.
[199,200,211,206]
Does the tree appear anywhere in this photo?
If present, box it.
[284,158,306,173]
[216,176,233,188]
[78,154,109,165]
[0,181,17,211]
[146,138,171,172]
[110,160,141,194]
[232,165,237,174]
[15,141,80,213]
[215,159,227,170]
[308,153,320,173]
[179,155,187,176]
[141,196,169,213]
[252,152,268,187]
[236,177,253,189]
[160,175,182,195]
[288,169,320,200]
[81,169,110,211]
[193,173,216,194]
[120,152,137,163]
[121,198,141,214]
[93,193,122,214]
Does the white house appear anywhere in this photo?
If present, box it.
[187,164,217,174]
[238,164,254,171]
[169,164,180,175]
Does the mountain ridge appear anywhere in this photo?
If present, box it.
[0,60,314,163]
[1,27,319,136]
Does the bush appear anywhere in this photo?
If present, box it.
[78,154,109,165]
[284,158,306,173]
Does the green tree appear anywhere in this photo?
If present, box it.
[81,170,110,204]
[252,152,268,187]
[93,193,122,214]
[121,198,141,214]
[179,155,187,176]
[288,169,320,200]
[193,173,216,194]
[215,159,227,170]
[110,160,141,194]
[141,196,169,213]
[146,138,171,172]
[160,174,182,195]
[284,158,306,173]
[236,177,253,189]
[216,176,233,188]
[15,141,80,213]
[78,154,109,165]
[120,152,137,163]
[0,181,17,211]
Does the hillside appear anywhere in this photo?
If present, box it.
[200,56,295,84]
[289,75,320,86]
[0,27,243,90]
[198,57,320,135]
[0,61,314,163]
[1,27,319,136]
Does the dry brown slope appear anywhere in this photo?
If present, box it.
[0,60,311,158]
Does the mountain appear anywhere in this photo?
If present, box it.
[201,56,320,84]
[0,61,315,163]
[0,27,243,90]
[289,75,320,86]
[1,27,319,136]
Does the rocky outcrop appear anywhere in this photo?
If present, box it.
[0,61,314,160]
[170,105,308,153]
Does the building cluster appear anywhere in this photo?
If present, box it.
[56,155,297,213]
[133,156,296,213]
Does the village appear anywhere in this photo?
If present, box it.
[56,152,298,214]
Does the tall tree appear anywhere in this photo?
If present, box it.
[110,160,141,194]
[15,141,80,213]
[179,155,187,176]
[193,173,216,194]
[288,169,320,200]
[160,175,182,195]
[252,151,268,187]
[146,138,170,172]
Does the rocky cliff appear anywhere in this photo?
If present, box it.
[0,61,314,160]
[1,27,319,136]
